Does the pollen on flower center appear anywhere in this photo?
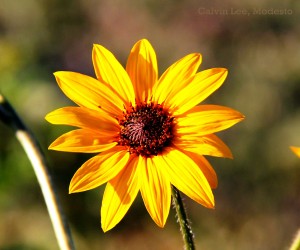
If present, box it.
[118,103,175,157]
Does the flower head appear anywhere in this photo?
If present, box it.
[45,39,244,232]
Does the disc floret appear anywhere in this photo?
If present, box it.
[118,103,175,157]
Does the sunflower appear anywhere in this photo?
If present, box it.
[45,39,244,232]
[290,146,300,157]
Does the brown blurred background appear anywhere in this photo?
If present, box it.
[0,0,300,249]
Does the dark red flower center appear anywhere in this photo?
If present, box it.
[118,103,175,157]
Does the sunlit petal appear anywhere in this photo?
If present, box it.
[45,106,119,132]
[92,44,135,105]
[174,134,233,159]
[101,156,141,232]
[152,53,202,104]
[162,148,214,208]
[69,148,129,193]
[183,150,218,189]
[54,71,123,116]
[169,68,228,115]
[49,129,118,153]
[140,157,171,227]
[126,39,158,103]
[176,105,245,136]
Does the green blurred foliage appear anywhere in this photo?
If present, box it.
[1,0,300,249]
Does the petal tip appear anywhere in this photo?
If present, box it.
[101,220,114,233]
[221,68,228,72]
[69,180,80,194]
[193,53,202,64]
[204,193,215,209]
[226,149,234,159]
[69,185,76,194]
[44,113,50,121]
[92,43,105,52]
[156,220,166,228]
[101,225,110,233]
[218,68,228,78]
[139,38,150,44]
[152,215,167,228]
[157,224,164,228]
[92,44,101,53]
[53,71,63,77]
[238,113,246,121]
[44,112,56,124]
[48,140,59,151]
[208,199,215,209]
[196,53,202,59]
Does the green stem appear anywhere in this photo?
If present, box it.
[0,93,75,250]
[171,185,196,250]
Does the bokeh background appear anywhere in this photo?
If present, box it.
[1,0,300,249]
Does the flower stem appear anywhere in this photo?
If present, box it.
[0,93,75,250]
[171,185,196,250]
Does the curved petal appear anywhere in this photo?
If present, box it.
[168,68,228,115]
[69,147,130,193]
[101,156,141,232]
[174,134,233,159]
[49,129,118,153]
[176,105,245,136]
[161,148,214,208]
[152,53,202,105]
[140,157,171,227]
[126,39,158,103]
[54,71,123,116]
[92,44,135,105]
[182,151,218,189]
[45,106,119,132]
[290,146,300,158]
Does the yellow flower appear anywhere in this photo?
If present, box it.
[290,146,300,157]
[45,39,244,232]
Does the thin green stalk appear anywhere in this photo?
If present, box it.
[172,185,196,250]
[0,93,75,250]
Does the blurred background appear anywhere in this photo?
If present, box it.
[0,0,300,249]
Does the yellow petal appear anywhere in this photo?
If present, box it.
[140,157,171,227]
[49,129,118,153]
[169,68,228,115]
[54,71,123,116]
[182,151,218,189]
[101,156,141,232]
[45,106,119,132]
[126,39,158,103]
[92,44,135,105]
[152,53,202,105]
[290,146,300,158]
[161,148,214,208]
[174,134,233,159]
[176,105,245,136]
[69,147,129,193]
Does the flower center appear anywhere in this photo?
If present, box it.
[118,103,174,157]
